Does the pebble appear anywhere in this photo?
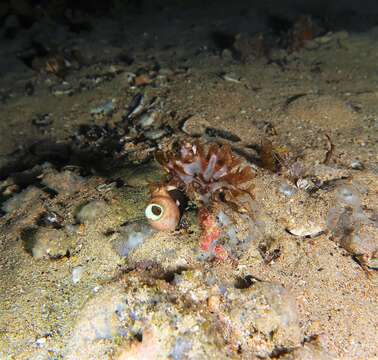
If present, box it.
[144,128,169,140]
[90,100,115,117]
[72,266,84,284]
[28,228,72,260]
[350,159,364,170]
[221,48,234,61]
[75,200,108,224]
[221,73,241,83]
[35,337,47,347]
[51,82,74,96]
[42,170,85,195]
[136,110,161,129]
[279,183,297,197]
[31,113,53,128]
[1,186,44,213]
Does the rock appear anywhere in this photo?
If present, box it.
[65,275,226,360]
[26,228,73,259]
[314,32,334,45]
[136,110,162,130]
[1,186,44,213]
[221,72,241,83]
[72,266,84,284]
[350,159,364,170]
[221,48,234,61]
[233,32,267,62]
[75,200,108,224]
[134,74,153,86]
[279,183,297,197]
[224,282,302,358]
[51,82,74,96]
[90,100,115,118]
[41,170,85,195]
[144,128,169,140]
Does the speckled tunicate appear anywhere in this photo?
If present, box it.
[279,183,297,197]
[336,186,361,208]
[112,221,155,257]
[170,337,192,360]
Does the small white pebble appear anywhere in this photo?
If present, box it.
[279,183,297,197]
[350,160,364,170]
[35,337,46,347]
[72,266,84,284]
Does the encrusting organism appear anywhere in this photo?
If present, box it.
[145,141,256,259]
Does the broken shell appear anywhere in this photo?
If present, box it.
[181,115,210,136]
[145,187,183,231]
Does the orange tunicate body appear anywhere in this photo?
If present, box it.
[147,187,180,231]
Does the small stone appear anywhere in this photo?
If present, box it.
[35,337,47,347]
[136,111,161,129]
[90,100,115,117]
[304,40,319,50]
[334,30,349,40]
[207,295,220,312]
[75,200,108,224]
[350,159,364,170]
[134,74,153,86]
[221,48,234,61]
[41,170,85,195]
[279,183,297,197]
[31,113,53,128]
[28,228,72,260]
[144,128,169,140]
[315,32,334,45]
[72,266,84,284]
[2,186,44,213]
[51,82,74,96]
[221,73,241,83]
